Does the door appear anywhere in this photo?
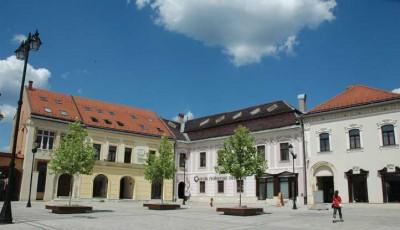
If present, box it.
[386,175,400,202]
[36,162,47,200]
[352,175,368,202]
[151,181,162,199]
[178,182,185,199]
[317,176,334,203]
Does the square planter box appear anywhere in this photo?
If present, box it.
[143,203,181,210]
[45,205,93,214]
[216,207,264,216]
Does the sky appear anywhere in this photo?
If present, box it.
[1,0,400,151]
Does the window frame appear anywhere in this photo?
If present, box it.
[35,129,56,150]
[319,133,331,152]
[199,152,206,168]
[382,124,396,146]
[93,143,102,160]
[124,147,132,163]
[107,145,117,162]
[279,143,290,161]
[256,145,266,162]
[217,180,224,194]
[349,129,361,149]
[199,181,206,193]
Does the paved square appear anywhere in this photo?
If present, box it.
[0,201,399,230]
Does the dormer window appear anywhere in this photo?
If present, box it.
[109,111,115,116]
[39,96,48,102]
[200,118,210,127]
[233,112,242,120]
[60,110,68,116]
[131,114,137,120]
[215,115,225,123]
[44,107,52,113]
[55,99,62,104]
[97,109,103,114]
[250,107,260,115]
[117,121,124,127]
[168,121,177,129]
[104,119,112,125]
[157,127,164,133]
[91,117,98,122]
[267,104,278,112]
[84,106,91,111]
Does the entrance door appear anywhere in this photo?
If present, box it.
[352,175,368,202]
[386,175,400,202]
[36,162,47,200]
[119,177,134,199]
[178,182,185,199]
[317,176,334,203]
[57,174,72,197]
[151,181,162,199]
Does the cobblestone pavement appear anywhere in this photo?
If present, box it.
[0,201,399,230]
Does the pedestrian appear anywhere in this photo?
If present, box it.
[332,190,343,223]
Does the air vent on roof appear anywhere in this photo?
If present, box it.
[267,104,278,112]
[157,127,164,133]
[104,119,112,125]
[84,106,91,111]
[233,112,242,120]
[55,99,62,104]
[91,117,98,122]
[60,110,68,116]
[140,124,146,130]
[97,109,103,114]
[250,108,261,115]
[40,96,48,102]
[148,118,153,122]
[131,114,137,120]
[109,111,115,116]
[168,121,177,129]
[200,118,210,127]
[215,115,225,123]
[44,107,52,113]
[117,121,124,127]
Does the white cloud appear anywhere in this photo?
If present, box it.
[136,0,336,66]
[0,104,16,123]
[0,55,51,123]
[173,111,194,122]
[392,88,400,94]
[12,34,27,44]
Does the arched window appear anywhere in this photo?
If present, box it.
[382,125,396,146]
[319,133,330,152]
[93,174,108,198]
[349,129,361,149]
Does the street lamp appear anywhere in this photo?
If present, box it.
[0,30,42,224]
[26,141,40,208]
[288,144,297,210]
[182,154,186,205]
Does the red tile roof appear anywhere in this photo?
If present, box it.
[309,85,400,114]
[26,87,173,138]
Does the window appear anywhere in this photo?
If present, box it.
[97,109,103,114]
[109,111,115,116]
[349,129,361,149]
[91,117,98,122]
[44,107,52,113]
[382,125,396,146]
[199,181,206,193]
[179,153,186,168]
[35,130,55,150]
[93,143,101,160]
[217,181,224,193]
[131,114,137,120]
[55,99,62,104]
[279,178,289,199]
[60,110,68,116]
[200,152,206,168]
[39,96,48,102]
[104,119,112,125]
[217,151,223,166]
[84,106,91,111]
[319,133,330,152]
[108,145,117,162]
[124,148,132,163]
[280,143,289,161]
[137,149,145,164]
[236,180,244,193]
[257,145,266,162]
[117,121,124,127]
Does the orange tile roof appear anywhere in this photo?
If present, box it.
[26,87,172,138]
[309,85,400,114]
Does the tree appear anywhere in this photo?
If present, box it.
[215,126,266,207]
[144,135,175,204]
[49,121,95,206]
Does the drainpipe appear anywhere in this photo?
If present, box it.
[172,141,177,202]
[301,115,308,205]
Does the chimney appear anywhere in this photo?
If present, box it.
[177,113,185,133]
[297,93,307,113]
[28,80,33,90]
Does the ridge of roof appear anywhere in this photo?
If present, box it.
[309,85,400,114]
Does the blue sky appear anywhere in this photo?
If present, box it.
[1,0,400,150]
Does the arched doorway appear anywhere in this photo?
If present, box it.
[57,174,72,197]
[151,181,162,199]
[119,176,134,199]
[312,163,335,203]
[178,182,185,199]
[93,174,108,198]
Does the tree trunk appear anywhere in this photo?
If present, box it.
[239,178,242,207]
[68,175,74,206]
[161,180,164,204]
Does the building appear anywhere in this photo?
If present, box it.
[167,100,307,204]
[0,151,24,201]
[15,81,175,202]
[304,85,400,204]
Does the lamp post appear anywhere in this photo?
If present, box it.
[26,141,39,208]
[182,154,186,205]
[0,30,42,224]
[288,144,297,210]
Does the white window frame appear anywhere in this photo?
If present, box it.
[35,129,56,150]
[316,128,332,153]
[345,124,363,151]
[377,119,398,147]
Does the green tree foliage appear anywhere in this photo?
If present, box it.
[216,126,266,207]
[144,136,175,203]
[49,121,95,205]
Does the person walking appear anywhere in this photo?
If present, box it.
[332,190,343,223]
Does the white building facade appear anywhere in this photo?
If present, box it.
[304,85,400,204]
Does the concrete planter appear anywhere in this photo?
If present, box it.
[216,207,264,216]
[45,205,93,214]
[143,203,181,210]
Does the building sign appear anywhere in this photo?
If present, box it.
[193,175,235,183]
[352,166,360,174]
[387,164,396,173]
